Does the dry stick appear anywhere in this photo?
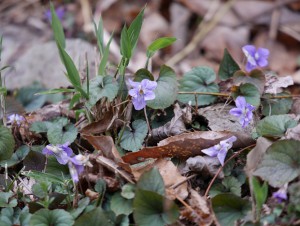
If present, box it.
[166,0,237,66]
[178,91,230,97]
[204,143,256,199]
[170,174,197,190]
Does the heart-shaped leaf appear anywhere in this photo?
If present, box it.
[253,140,300,187]
[218,48,240,81]
[147,65,178,109]
[133,189,179,226]
[212,193,251,226]
[178,66,219,106]
[233,69,266,94]
[134,68,154,82]
[0,145,30,167]
[47,123,78,145]
[74,207,115,226]
[84,76,118,108]
[111,192,133,216]
[254,115,297,138]
[0,126,15,161]
[137,168,165,196]
[30,209,74,226]
[119,120,148,152]
[0,192,17,208]
[261,93,293,116]
[232,83,261,107]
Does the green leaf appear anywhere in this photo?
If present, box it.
[120,26,132,59]
[30,121,52,133]
[253,140,300,187]
[146,37,176,58]
[50,3,65,48]
[74,207,115,226]
[133,189,179,226]
[0,207,31,226]
[252,176,268,217]
[0,192,17,207]
[261,93,293,116]
[30,209,74,226]
[47,122,78,145]
[0,86,7,95]
[0,126,15,161]
[255,115,297,138]
[119,120,148,152]
[218,48,240,81]
[25,170,66,185]
[212,193,251,226]
[222,176,242,197]
[178,66,219,106]
[233,69,266,94]
[99,32,114,76]
[134,68,154,82]
[70,197,90,219]
[147,65,178,109]
[111,192,133,216]
[84,76,118,108]
[95,179,106,194]
[127,8,145,53]
[32,181,51,198]
[0,145,30,167]
[137,168,165,196]
[94,17,104,56]
[121,183,136,199]
[232,83,261,107]
[36,88,75,95]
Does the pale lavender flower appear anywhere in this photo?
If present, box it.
[42,143,91,183]
[242,45,269,72]
[229,96,255,128]
[128,79,157,110]
[45,6,65,22]
[201,136,237,166]
[272,185,288,203]
[7,114,25,125]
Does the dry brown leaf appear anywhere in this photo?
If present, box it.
[245,137,273,177]
[265,73,294,94]
[284,123,300,141]
[180,189,213,226]
[130,159,188,200]
[85,189,99,201]
[122,131,237,164]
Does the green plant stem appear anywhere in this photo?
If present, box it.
[145,57,150,69]
[178,91,230,97]
[204,143,256,199]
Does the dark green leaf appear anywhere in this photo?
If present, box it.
[147,65,178,109]
[84,76,118,108]
[137,168,165,196]
[233,69,266,94]
[134,68,154,82]
[261,93,293,116]
[94,17,104,56]
[30,121,52,133]
[0,126,15,161]
[222,176,242,197]
[252,176,268,216]
[255,115,297,138]
[30,209,74,226]
[25,170,66,185]
[47,123,78,145]
[218,48,240,80]
[0,192,17,207]
[146,37,176,58]
[133,189,179,226]
[120,26,132,59]
[111,192,133,216]
[70,197,90,219]
[50,3,65,48]
[0,145,30,167]
[178,66,219,106]
[74,207,115,226]
[212,193,251,226]
[253,140,300,187]
[95,179,106,194]
[232,83,261,107]
[127,8,145,53]
[119,120,148,152]
[99,32,114,76]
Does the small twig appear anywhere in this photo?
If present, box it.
[170,174,197,190]
[204,144,256,199]
[262,95,300,99]
[113,99,130,108]
[178,91,230,97]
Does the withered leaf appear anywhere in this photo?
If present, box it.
[122,131,235,164]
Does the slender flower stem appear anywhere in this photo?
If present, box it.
[144,107,151,135]
[178,91,230,97]
[204,143,256,199]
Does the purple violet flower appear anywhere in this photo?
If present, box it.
[42,143,91,183]
[128,79,157,110]
[272,185,288,203]
[7,114,25,125]
[229,96,255,128]
[242,45,269,72]
[45,6,65,22]
[201,136,237,166]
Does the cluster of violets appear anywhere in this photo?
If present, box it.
[42,142,91,183]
